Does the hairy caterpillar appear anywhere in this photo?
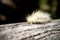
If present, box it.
[26,10,51,24]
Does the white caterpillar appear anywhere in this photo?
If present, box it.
[26,10,51,24]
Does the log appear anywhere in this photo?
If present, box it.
[0,19,60,40]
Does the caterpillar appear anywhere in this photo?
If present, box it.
[26,10,51,24]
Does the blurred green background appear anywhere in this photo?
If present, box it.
[0,0,60,24]
[39,0,58,19]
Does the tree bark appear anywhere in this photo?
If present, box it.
[0,19,60,40]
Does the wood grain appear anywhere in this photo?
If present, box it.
[0,19,60,40]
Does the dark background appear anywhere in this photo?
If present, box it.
[0,0,60,24]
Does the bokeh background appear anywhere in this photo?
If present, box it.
[0,0,60,24]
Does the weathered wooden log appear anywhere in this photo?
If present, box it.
[0,19,60,40]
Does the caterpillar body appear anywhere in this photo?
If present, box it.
[26,10,51,24]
